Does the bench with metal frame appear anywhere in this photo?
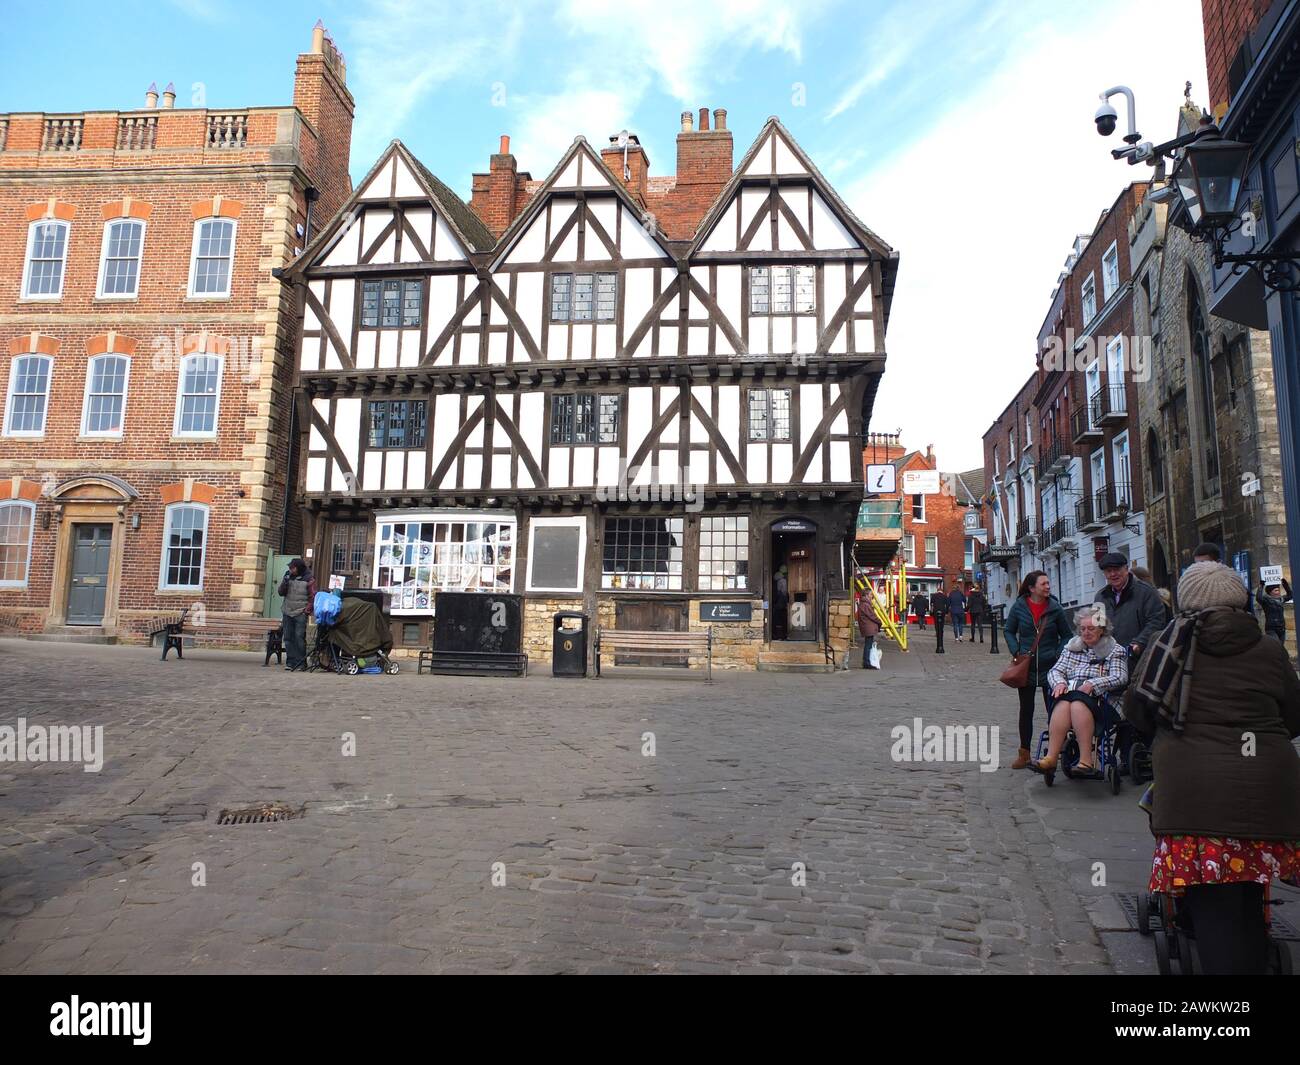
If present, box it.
[149,607,284,665]
[417,648,529,677]
[593,627,712,682]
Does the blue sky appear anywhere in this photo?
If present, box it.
[2,0,1209,468]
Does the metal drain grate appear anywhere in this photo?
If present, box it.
[1114,891,1300,941]
[216,802,302,826]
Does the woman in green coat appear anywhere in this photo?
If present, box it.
[1003,571,1074,769]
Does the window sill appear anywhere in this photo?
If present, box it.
[170,434,218,443]
[77,434,124,442]
[92,296,139,303]
[16,296,62,304]
[157,588,204,596]
[185,295,232,303]
[2,433,46,440]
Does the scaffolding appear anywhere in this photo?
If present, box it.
[853,559,908,652]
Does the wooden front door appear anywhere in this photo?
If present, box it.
[67,524,112,625]
[614,599,688,666]
[784,538,816,640]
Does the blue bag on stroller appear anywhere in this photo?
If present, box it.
[313,590,342,625]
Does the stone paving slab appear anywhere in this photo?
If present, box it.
[0,634,1292,975]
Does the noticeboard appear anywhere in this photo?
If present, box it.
[700,601,754,623]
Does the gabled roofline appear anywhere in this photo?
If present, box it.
[283,139,490,279]
[686,116,899,323]
[687,117,896,257]
[486,136,677,271]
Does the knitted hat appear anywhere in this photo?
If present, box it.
[1177,561,1249,611]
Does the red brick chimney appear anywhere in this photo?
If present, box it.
[600,133,649,206]
[293,21,355,222]
[656,105,733,239]
[470,135,534,239]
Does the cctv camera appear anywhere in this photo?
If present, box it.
[1095,102,1118,137]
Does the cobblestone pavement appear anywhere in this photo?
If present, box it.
[1,632,1294,975]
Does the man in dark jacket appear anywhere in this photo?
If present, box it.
[910,591,929,630]
[278,558,316,671]
[1094,553,1165,662]
[948,583,968,641]
[929,588,949,637]
[967,586,988,643]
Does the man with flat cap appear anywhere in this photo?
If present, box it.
[1094,552,1166,662]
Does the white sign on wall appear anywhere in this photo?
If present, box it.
[865,464,897,494]
[902,469,942,495]
[1260,565,1284,584]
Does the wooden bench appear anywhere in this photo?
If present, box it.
[149,608,284,665]
[593,627,712,682]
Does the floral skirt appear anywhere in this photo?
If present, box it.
[1150,835,1300,894]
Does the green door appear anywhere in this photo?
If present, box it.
[265,550,299,618]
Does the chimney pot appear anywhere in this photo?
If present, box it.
[681,110,693,132]
[145,83,159,109]
[499,134,510,155]
[161,83,176,109]
[713,108,727,130]
[698,107,709,131]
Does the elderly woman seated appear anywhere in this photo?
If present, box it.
[1030,604,1130,777]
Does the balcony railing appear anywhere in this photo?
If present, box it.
[1077,482,1133,528]
[42,117,83,151]
[1094,384,1128,425]
[1071,405,1103,444]
[116,114,158,150]
[1015,517,1033,543]
[1044,516,1075,547]
[207,113,248,149]
[1037,436,1068,478]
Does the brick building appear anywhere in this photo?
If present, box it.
[0,23,353,641]
[979,373,1038,612]
[855,434,976,612]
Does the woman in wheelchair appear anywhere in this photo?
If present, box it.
[1030,604,1129,777]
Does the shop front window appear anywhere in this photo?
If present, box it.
[373,515,514,614]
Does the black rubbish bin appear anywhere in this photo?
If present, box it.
[552,611,587,677]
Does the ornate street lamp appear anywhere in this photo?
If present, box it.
[1094,86,1300,293]
[1168,124,1251,229]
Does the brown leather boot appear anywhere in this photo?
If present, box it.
[1011,747,1031,770]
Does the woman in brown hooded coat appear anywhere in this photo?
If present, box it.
[1123,562,1300,974]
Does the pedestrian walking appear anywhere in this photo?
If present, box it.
[1123,561,1300,975]
[1094,552,1166,663]
[1004,571,1074,770]
[967,585,988,643]
[929,587,949,638]
[910,590,929,630]
[855,591,882,670]
[948,582,968,642]
[278,557,316,672]
[1030,604,1129,777]
[1256,577,1293,643]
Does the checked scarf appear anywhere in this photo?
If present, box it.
[1129,607,1238,732]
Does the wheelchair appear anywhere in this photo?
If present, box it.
[1035,692,1150,794]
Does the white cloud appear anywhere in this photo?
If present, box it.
[344,0,528,164]
[842,1,1207,471]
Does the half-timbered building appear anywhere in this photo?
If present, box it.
[285,110,897,669]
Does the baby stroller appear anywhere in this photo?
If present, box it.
[1036,692,1138,794]
[310,594,400,675]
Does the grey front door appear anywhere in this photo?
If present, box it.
[67,524,112,625]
